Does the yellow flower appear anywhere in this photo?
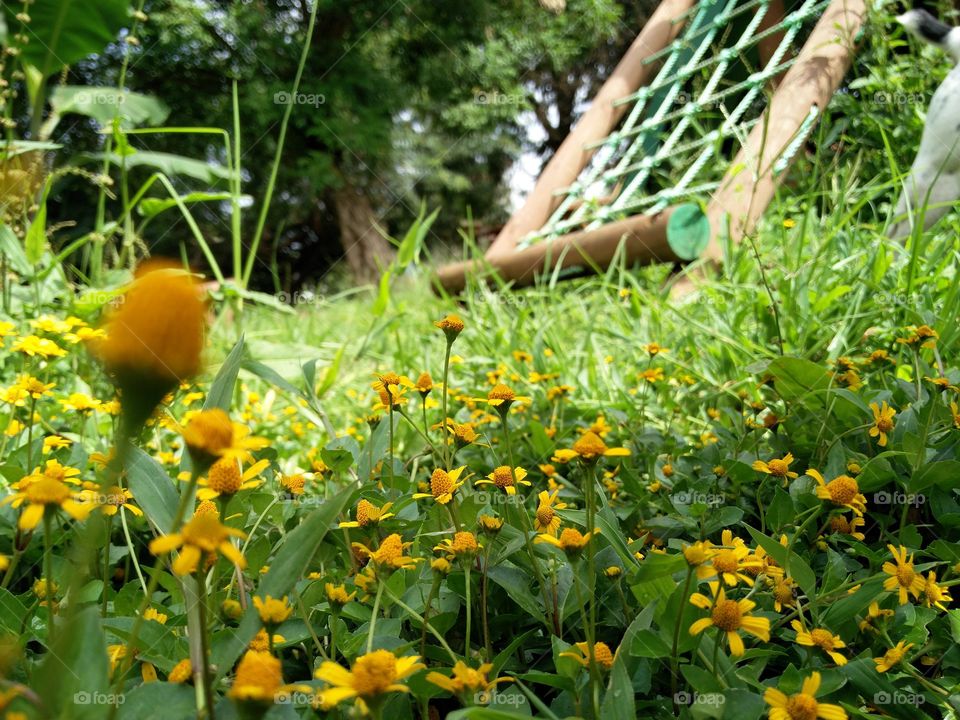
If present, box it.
[637,367,664,383]
[228,650,283,704]
[249,628,284,652]
[533,490,566,535]
[704,530,762,586]
[33,577,58,600]
[874,641,913,673]
[920,571,951,611]
[480,383,530,411]
[197,457,269,500]
[791,620,847,665]
[882,544,925,605]
[808,470,867,516]
[91,262,205,383]
[868,401,896,447]
[11,335,67,358]
[426,661,512,698]
[752,453,798,479]
[858,601,893,633]
[896,324,938,348]
[253,595,293,625]
[412,466,466,505]
[168,658,192,683]
[476,465,530,495]
[181,409,268,467]
[2,475,93,530]
[477,514,504,534]
[82,484,143,517]
[435,531,481,560]
[689,583,770,657]
[770,577,796,612]
[534,527,593,557]
[59,393,101,413]
[644,342,668,355]
[683,541,716,579]
[149,512,247,575]
[314,650,424,711]
[434,314,465,341]
[559,641,616,671]
[372,372,413,409]
[764,671,847,720]
[143,607,168,624]
[352,533,422,574]
[828,515,865,541]
[222,599,243,621]
[42,435,72,453]
[325,583,356,608]
[339,499,395,529]
[552,431,630,463]
[15,375,56,398]
[415,372,433,395]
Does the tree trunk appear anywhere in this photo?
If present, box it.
[332,183,394,283]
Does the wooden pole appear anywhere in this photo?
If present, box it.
[485,0,695,259]
[436,208,680,293]
[703,0,867,259]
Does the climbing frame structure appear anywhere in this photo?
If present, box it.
[436,0,867,292]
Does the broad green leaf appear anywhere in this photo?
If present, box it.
[139,192,238,219]
[116,683,196,720]
[909,461,960,493]
[746,526,816,600]
[126,447,179,533]
[34,607,110,720]
[0,223,31,275]
[50,86,170,128]
[89,151,234,183]
[24,183,49,264]
[203,336,245,412]
[372,269,391,317]
[3,0,129,76]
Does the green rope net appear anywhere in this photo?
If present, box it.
[518,0,829,250]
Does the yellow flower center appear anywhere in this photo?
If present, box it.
[281,474,305,495]
[773,582,794,605]
[488,384,516,402]
[208,459,242,494]
[712,550,739,574]
[491,466,514,488]
[25,477,72,505]
[558,528,587,550]
[785,693,819,720]
[230,650,282,702]
[767,459,789,477]
[351,650,398,696]
[573,431,607,458]
[825,476,858,505]
[430,469,454,498]
[896,564,916,588]
[683,544,710,566]
[875,415,893,432]
[829,516,852,533]
[809,629,836,651]
[450,531,478,556]
[355,499,374,527]
[592,642,614,669]
[536,505,555,527]
[711,598,742,631]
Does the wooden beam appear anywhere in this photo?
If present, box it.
[485,0,695,259]
[435,209,679,293]
[703,0,867,258]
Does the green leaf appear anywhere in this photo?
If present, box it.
[666,202,710,260]
[4,0,129,76]
[372,269,392,317]
[316,345,345,398]
[126,447,179,533]
[204,336,245,412]
[396,205,439,267]
[34,607,111,720]
[49,86,170,128]
[0,223,31,275]
[24,182,49,265]
[909,461,960,494]
[211,491,353,680]
[116,682,196,720]
[88,151,234,184]
[139,192,238,219]
[601,659,636,718]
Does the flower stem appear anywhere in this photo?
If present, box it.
[671,567,694,705]
[382,583,458,663]
[367,580,385,653]
[464,564,472,656]
[42,513,55,647]
[102,514,113,617]
[441,341,453,465]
